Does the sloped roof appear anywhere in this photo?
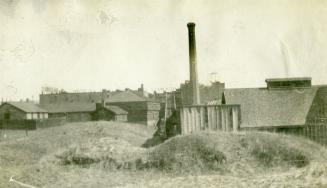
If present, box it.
[106,90,152,103]
[42,103,96,113]
[3,102,47,113]
[104,105,128,115]
[224,87,318,128]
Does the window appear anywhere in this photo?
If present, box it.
[44,113,48,119]
[32,113,38,119]
[26,113,32,119]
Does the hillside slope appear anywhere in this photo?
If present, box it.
[1,122,327,188]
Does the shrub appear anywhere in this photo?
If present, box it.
[140,134,226,172]
[241,132,310,168]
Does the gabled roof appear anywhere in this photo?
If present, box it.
[104,105,128,115]
[3,102,47,113]
[106,90,152,103]
[41,103,96,113]
[224,87,318,128]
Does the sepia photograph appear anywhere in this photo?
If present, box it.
[1,0,327,187]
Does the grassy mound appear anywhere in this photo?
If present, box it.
[240,132,315,168]
[141,134,226,172]
[137,131,327,175]
[53,131,326,175]
[0,121,154,188]
[54,137,147,169]
[2,122,327,187]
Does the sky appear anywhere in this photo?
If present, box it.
[1,0,327,101]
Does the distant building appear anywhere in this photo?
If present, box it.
[0,102,48,120]
[105,90,161,126]
[180,81,225,105]
[92,103,128,122]
[39,84,148,105]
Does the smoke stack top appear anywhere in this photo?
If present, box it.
[187,22,200,105]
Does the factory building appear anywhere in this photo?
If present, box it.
[176,22,327,145]
[224,77,327,144]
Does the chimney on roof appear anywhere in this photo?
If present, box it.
[187,22,200,105]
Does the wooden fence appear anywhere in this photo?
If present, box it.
[0,117,67,130]
[180,104,241,134]
[303,117,327,145]
[241,117,327,146]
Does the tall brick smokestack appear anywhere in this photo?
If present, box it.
[187,22,200,105]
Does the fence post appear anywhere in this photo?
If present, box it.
[232,107,239,132]
[25,120,28,137]
[0,120,2,141]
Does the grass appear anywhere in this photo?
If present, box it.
[0,121,155,188]
[1,122,327,187]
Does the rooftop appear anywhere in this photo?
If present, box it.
[224,86,318,128]
[3,102,47,113]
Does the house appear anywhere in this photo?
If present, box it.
[105,90,161,126]
[92,103,128,122]
[0,102,48,120]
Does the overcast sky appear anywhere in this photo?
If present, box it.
[1,0,327,101]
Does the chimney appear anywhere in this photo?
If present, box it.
[187,22,200,105]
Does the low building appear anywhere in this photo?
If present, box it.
[224,77,327,144]
[105,90,161,126]
[0,102,48,120]
[41,103,128,122]
[41,103,95,122]
[92,103,128,122]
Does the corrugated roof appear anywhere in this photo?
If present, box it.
[106,90,152,103]
[224,87,318,128]
[42,103,96,113]
[104,106,128,115]
[4,102,47,113]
